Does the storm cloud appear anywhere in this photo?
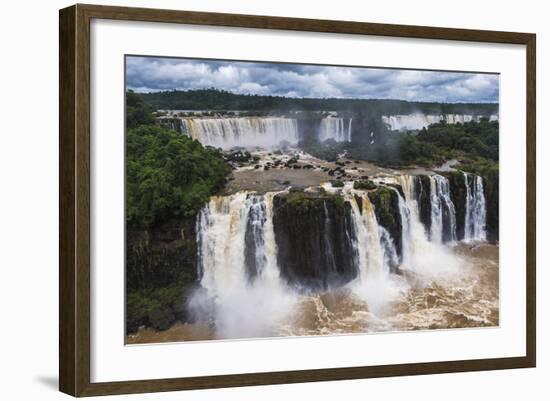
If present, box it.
[126,56,499,103]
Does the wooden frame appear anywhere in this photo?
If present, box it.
[59,3,536,397]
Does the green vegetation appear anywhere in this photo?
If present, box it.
[334,195,346,208]
[125,90,230,228]
[141,88,498,115]
[304,119,498,173]
[286,191,313,211]
[126,90,155,129]
[354,180,377,190]
[125,90,231,334]
[127,283,196,332]
[126,125,230,226]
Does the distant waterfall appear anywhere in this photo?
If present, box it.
[429,175,457,243]
[382,114,499,131]
[318,117,352,142]
[181,117,299,149]
[463,173,487,242]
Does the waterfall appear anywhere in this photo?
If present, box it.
[382,114,499,131]
[318,117,352,142]
[181,117,299,149]
[347,193,396,280]
[197,192,251,294]
[429,175,457,243]
[393,175,460,276]
[463,173,487,242]
[194,191,293,338]
[244,195,267,279]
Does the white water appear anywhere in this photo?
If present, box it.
[464,173,487,242]
[382,114,498,131]
[346,190,404,314]
[194,192,295,338]
[396,175,461,277]
[318,117,352,142]
[348,195,387,280]
[192,173,487,338]
[181,117,299,149]
[429,175,457,243]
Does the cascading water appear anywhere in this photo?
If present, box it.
[463,173,487,242]
[189,173,490,339]
[318,117,352,142]
[348,195,387,280]
[429,175,457,243]
[392,175,460,277]
[345,189,403,314]
[181,117,299,149]
[194,191,294,338]
[382,114,499,131]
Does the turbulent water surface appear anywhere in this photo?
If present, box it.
[128,169,499,344]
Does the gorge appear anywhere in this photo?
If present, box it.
[126,91,499,343]
[128,165,498,342]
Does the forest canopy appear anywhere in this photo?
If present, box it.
[126,91,230,227]
[140,88,499,115]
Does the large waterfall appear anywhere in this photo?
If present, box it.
[318,117,352,142]
[191,171,489,337]
[180,117,299,149]
[195,192,294,338]
[463,173,487,241]
[382,114,499,131]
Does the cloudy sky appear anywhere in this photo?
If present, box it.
[126,56,499,103]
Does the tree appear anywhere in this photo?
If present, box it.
[126,125,230,226]
[126,90,155,129]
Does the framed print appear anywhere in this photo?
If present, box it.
[59,4,536,397]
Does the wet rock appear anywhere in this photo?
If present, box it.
[367,187,403,268]
[441,171,467,240]
[273,192,358,291]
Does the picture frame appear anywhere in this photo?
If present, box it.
[59,3,536,397]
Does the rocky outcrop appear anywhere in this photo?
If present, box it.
[483,171,499,242]
[415,175,432,234]
[442,171,467,240]
[272,191,358,291]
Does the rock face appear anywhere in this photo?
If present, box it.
[126,217,198,333]
[415,175,432,234]
[272,192,358,291]
[442,171,467,240]
[483,172,499,242]
[367,186,403,267]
